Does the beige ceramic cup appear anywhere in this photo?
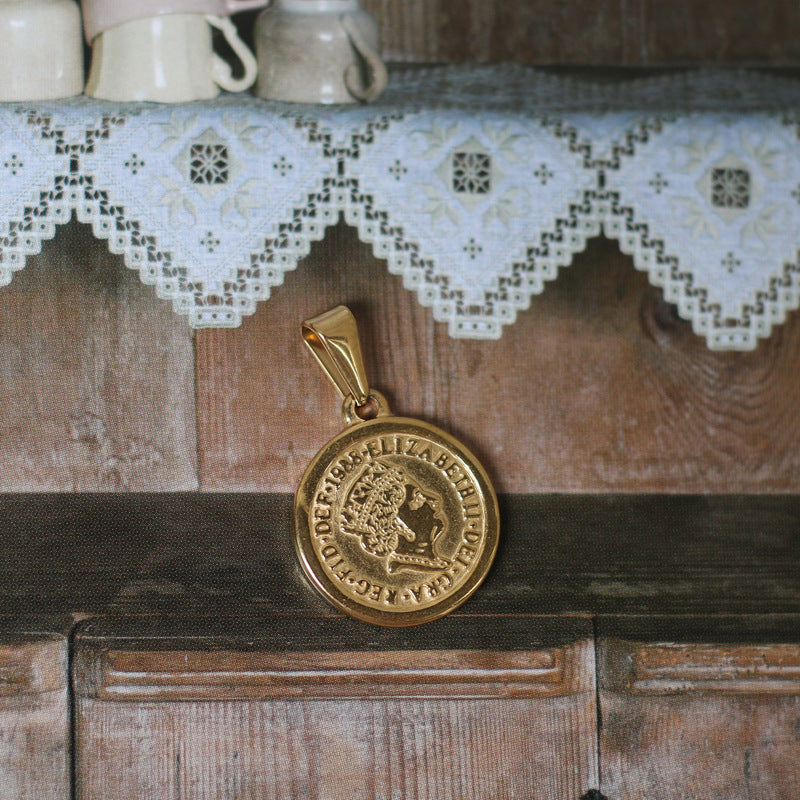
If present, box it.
[81,0,270,43]
[0,0,84,101]
[85,13,260,102]
[254,0,388,104]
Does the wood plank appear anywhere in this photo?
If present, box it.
[73,615,594,701]
[598,616,800,799]
[0,220,198,491]
[79,648,585,702]
[476,495,800,616]
[77,695,598,800]
[74,616,597,800]
[603,642,800,695]
[359,0,800,65]
[196,220,437,493]
[196,224,800,494]
[0,494,314,616]
[601,692,800,798]
[0,494,799,617]
[634,0,800,66]
[0,618,72,800]
[0,636,65,696]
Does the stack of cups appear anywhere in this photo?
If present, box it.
[0,0,387,104]
[82,0,270,102]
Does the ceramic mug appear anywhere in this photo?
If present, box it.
[0,0,84,101]
[254,0,388,104]
[81,0,270,43]
[85,13,260,102]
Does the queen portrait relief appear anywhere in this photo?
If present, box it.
[340,460,451,573]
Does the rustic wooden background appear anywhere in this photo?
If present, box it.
[3,221,799,495]
[2,0,800,495]
[2,6,800,800]
[256,1,800,66]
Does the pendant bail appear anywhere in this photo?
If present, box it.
[302,306,371,407]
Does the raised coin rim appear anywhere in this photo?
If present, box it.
[293,416,500,627]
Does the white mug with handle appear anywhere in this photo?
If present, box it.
[85,13,261,102]
[81,0,270,43]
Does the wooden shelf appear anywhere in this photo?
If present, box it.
[1,492,798,620]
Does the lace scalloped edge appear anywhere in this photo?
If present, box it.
[600,197,800,351]
[342,181,602,339]
[1,176,799,349]
[73,175,342,329]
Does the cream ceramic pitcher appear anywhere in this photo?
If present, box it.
[0,0,84,101]
[254,0,388,104]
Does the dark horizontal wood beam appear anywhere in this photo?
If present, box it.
[1,493,798,618]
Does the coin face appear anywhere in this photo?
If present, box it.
[294,416,500,626]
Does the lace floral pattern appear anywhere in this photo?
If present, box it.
[1,68,799,349]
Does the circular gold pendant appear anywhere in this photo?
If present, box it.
[294,307,500,627]
[295,407,499,626]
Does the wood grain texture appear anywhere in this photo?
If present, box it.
[599,622,800,798]
[74,617,597,800]
[0,635,66,696]
[0,626,70,800]
[77,694,597,800]
[632,0,800,66]
[2,494,800,617]
[195,221,438,493]
[0,221,198,491]
[79,648,587,702]
[601,693,800,799]
[479,496,800,616]
[360,0,800,65]
[196,225,800,494]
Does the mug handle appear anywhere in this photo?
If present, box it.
[224,0,271,12]
[206,14,259,93]
[341,13,388,103]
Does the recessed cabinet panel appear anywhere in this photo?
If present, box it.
[74,617,598,800]
[599,620,800,799]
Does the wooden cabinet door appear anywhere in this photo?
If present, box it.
[0,626,70,800]
[74,616,598,800]
[599,618,800,799]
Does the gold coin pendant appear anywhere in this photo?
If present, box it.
[295,413,499,626]
[294,305,499,627]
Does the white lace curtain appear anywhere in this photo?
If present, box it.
[1,66,800,350]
